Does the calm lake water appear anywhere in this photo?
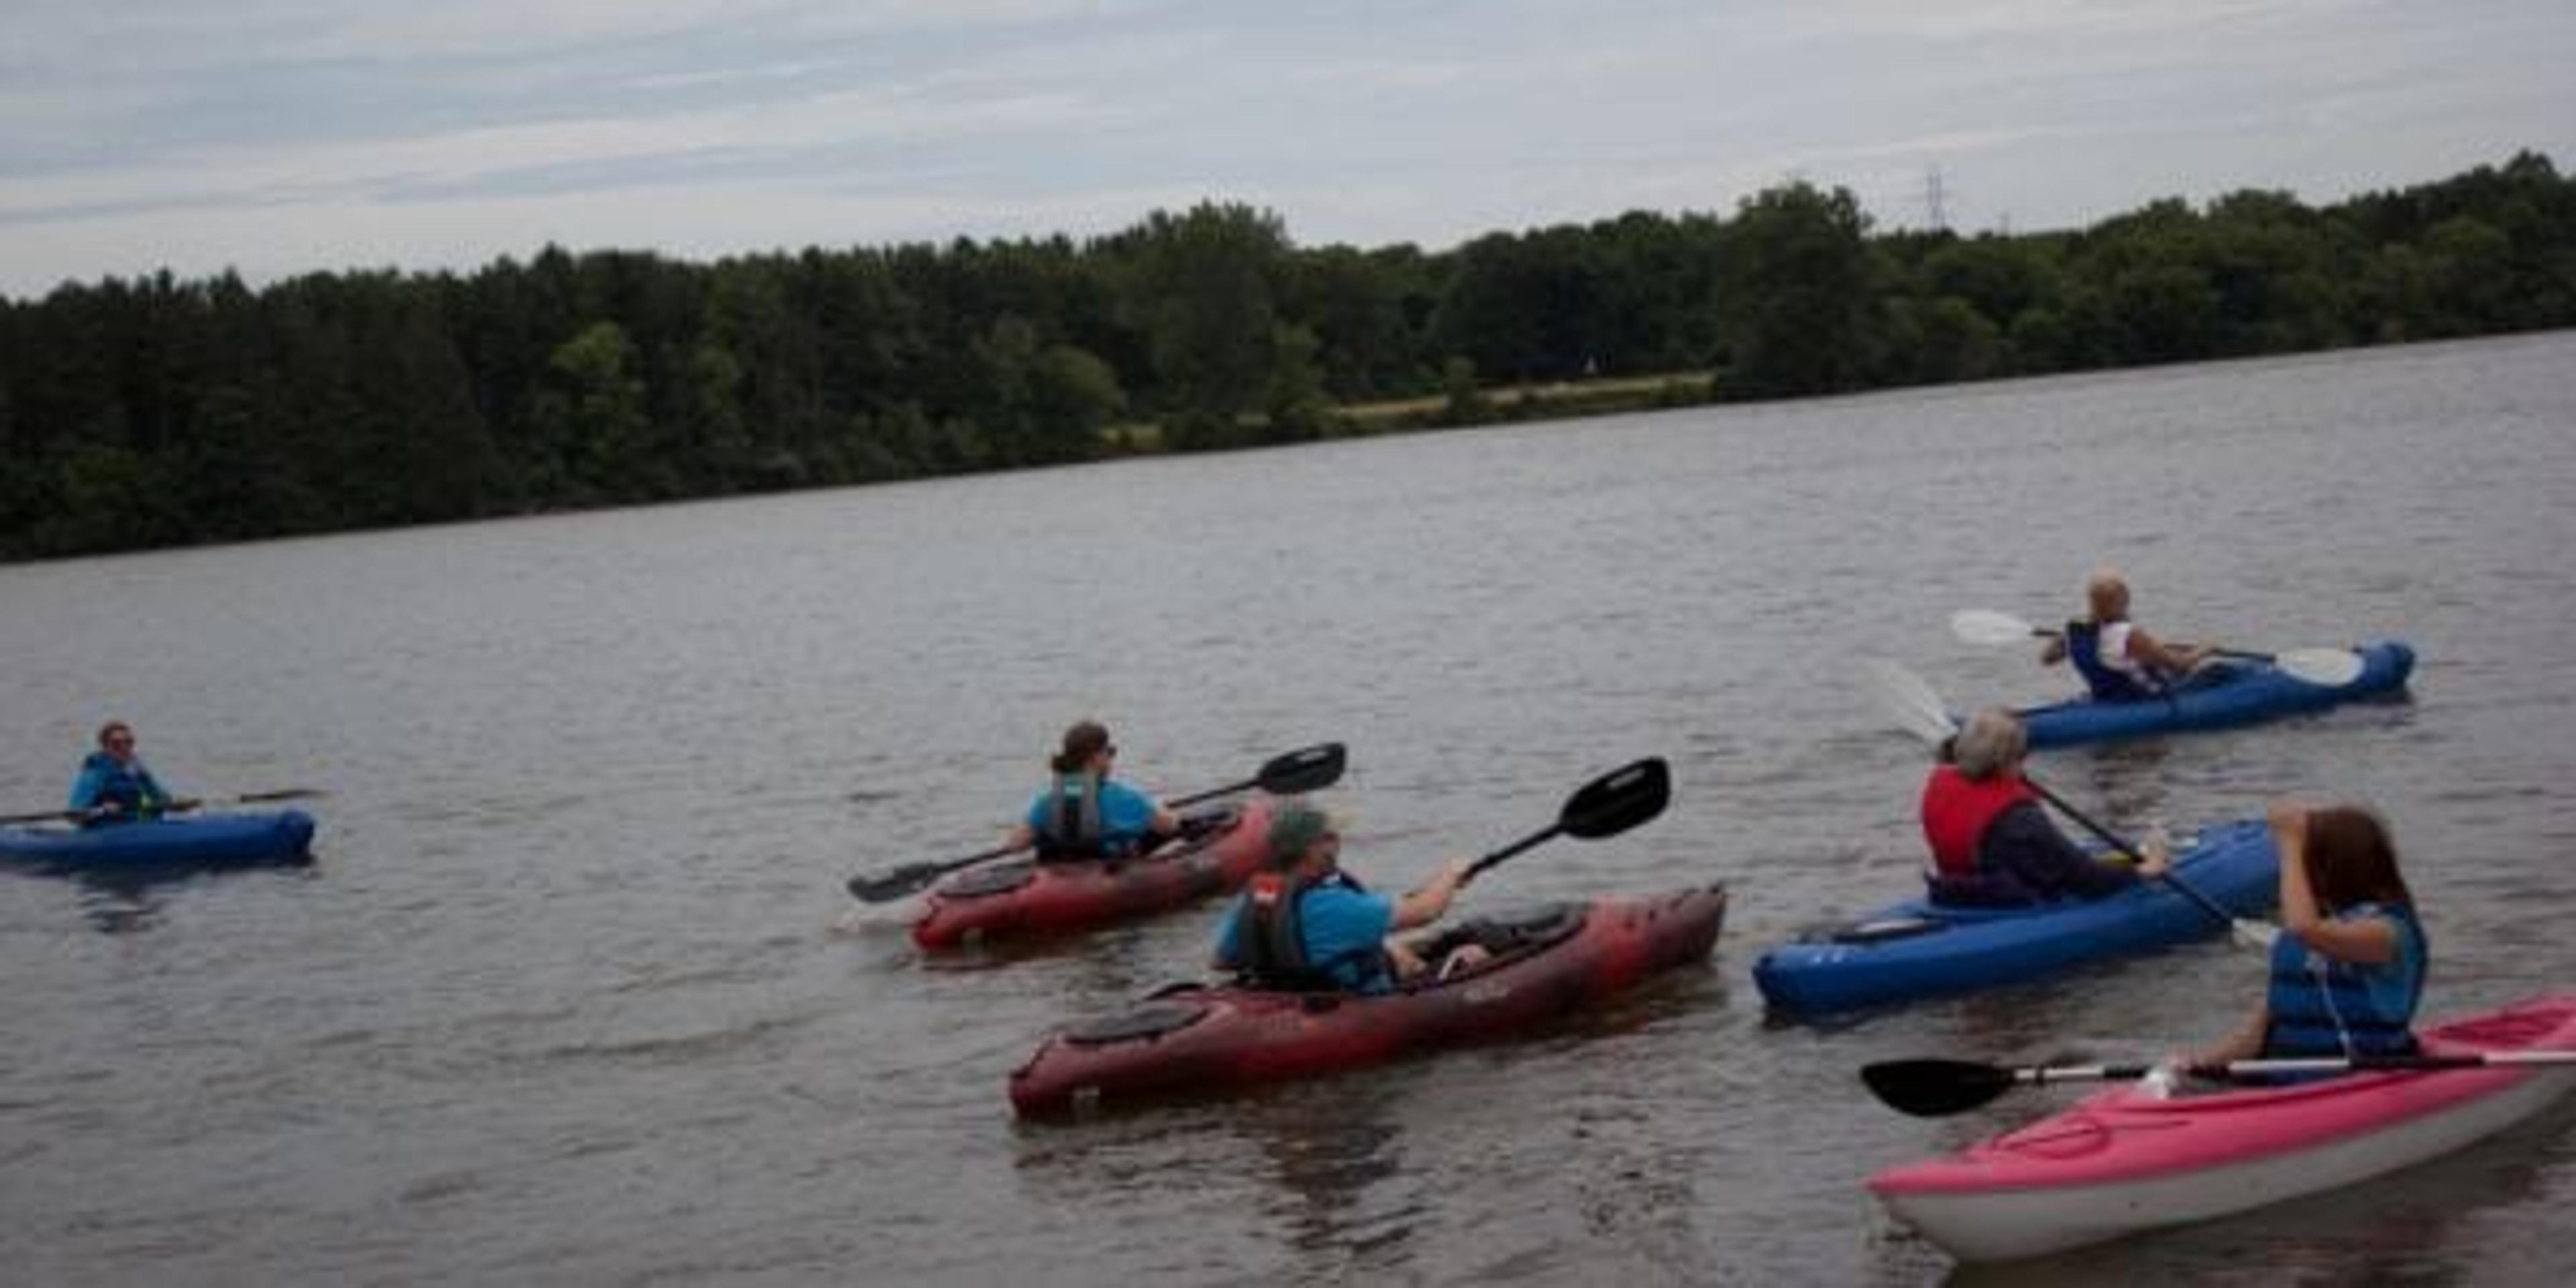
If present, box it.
[5,332,2575,1284]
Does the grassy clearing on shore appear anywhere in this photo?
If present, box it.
[1106,370,1718,452]
[1341,371,1715,427]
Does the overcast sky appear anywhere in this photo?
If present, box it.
[3,0,2569,299]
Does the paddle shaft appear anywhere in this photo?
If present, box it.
[2025,1049,2576,1085]
[1866,1048,2576,1116]
[1465,824,1561,881]
[2019,776,2244,932]
[1463,757,1669,884]
[1167,775,1266,809]
[0,788,323,828]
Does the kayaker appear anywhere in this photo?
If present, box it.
[2190,800,2426,1065]
[1921,708,2171,906]
[1002,720,1181,862]
[2039,570,2216,701]
[68,720,180,825]
[1210,798,1480,992]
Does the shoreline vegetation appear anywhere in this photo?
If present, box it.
[3,151,2571,561]
[1109,371,1718,453]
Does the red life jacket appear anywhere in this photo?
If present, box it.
[1919,765,2039,879]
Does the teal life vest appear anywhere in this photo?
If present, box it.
[1234,871,1383,993]
[2263,902,2426,1059]
[1034,773,1108,860]
[73,751,170,826]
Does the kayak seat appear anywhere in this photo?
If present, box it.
[1407,903,1589,986]
[1110,802,1244,871]
[1170,803,1244,851]
[1063,1000,1212,1047]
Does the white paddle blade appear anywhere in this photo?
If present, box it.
[2271,647,2366,688]
[1950,608,2049,647]
[1862,657,1961,747]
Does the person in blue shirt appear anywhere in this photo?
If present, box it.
[1002,720,1181,862]
[1211,798,1477,993]
[68,720,178,825]
[2190,800,2427,1066]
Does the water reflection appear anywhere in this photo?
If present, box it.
[1234,1087,1420,1266]
[2,852,317,934]
[1004,1079,1421,1282]
[2061,740,2174,833]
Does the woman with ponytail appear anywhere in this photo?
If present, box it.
[1002,720,1181,862]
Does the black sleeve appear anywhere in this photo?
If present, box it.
[1988,803,2141,900]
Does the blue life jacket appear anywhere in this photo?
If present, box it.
[72,751,170,826]
[1033,773,1110,860]
[2064,619,2163,703]
[2263,902,2426,1059]
[1235,871,1386,994]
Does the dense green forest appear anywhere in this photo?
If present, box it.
[3,150,2571,560]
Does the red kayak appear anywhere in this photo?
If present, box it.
[1008,885,1727,1116]
[911,797,1276,949]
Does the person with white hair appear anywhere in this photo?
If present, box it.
[2039,570,2217,701]
[1920,708,2171,906]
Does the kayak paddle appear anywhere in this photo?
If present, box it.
[1861,658,2279,949]
[0,788,329,828]
[844,742,1348,904]
[1949,608,2366,688]
[1463,756,1671,883]
[1863,1049,2576,1118]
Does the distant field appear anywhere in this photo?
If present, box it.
[1340,371,1715,427]
[1104,370,1718,451]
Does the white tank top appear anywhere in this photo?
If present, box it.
[2098,621,2145,675]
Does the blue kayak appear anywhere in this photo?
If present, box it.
[1751,819,2277,1015]
[0,810,317,869]
[2016,641,2412,749]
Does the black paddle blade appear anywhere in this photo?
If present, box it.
[1861,1059,2021,1118]
[1561,757,1670,839]
[236,788,329,804]
[845,841,1018,904]
[1256,743,1346,796]
[848,864,942,903]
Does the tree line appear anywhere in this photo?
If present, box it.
[3,150,2570,559]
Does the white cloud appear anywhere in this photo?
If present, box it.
[0,0,2569,294]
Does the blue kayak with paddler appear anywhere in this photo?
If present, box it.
[1949,609,2412,749]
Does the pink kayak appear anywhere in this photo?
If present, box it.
[1870,993,2576,1262]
